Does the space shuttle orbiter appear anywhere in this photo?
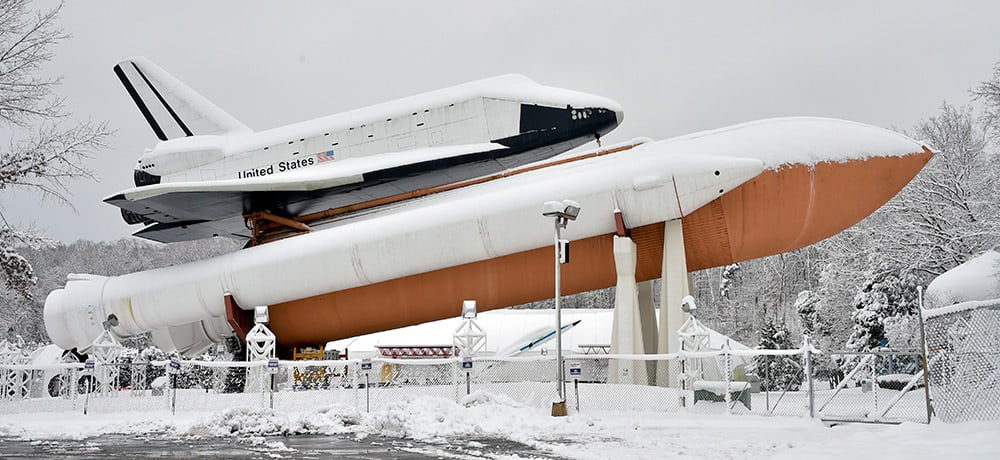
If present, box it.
[107,57,623,243]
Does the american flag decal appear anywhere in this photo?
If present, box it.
[315,150,336,163]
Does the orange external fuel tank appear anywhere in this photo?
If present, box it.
[268,148,933,347]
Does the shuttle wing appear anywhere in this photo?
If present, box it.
[107,142,506,242]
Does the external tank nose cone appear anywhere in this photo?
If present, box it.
[681,148,934,270]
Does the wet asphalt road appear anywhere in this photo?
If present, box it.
[0,433,560,459]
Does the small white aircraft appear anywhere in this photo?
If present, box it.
[107,58,623,243]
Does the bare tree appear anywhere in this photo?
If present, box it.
[884,103,998,277]
[0,0,110,298]
[820,103,997,284]
[972,62,1000,142]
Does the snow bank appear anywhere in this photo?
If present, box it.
[187,407,300,437]
[925,250,1000,308]
[4,392,999,459]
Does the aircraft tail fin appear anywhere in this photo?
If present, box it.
[114,57,251,141]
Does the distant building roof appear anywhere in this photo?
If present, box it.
[327,309,747,358]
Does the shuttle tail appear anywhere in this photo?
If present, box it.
[113,56,252,141]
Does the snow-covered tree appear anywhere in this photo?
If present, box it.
[794,290,824,338]
[880,103,1000,278]
[0,0,110,298]
[0,237,240,342]
[752,318,803,391]
[821,103,998,288]
[845,268,919,352]
[815,100,999,357]
[795,289,848,385]
[719,263,740,298]
[972,61,1000,143]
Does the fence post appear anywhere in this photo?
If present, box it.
[171,372,177,415]
[350,361,358,411]
[574,377,580,412]
[723,341,732,415]
[679,342,687,408]
[804,336,814,418]
[452,358,460,402]
[869,357,878,419]
[71,368,79,401]
[83,359,94,415]
[917,286,933,424]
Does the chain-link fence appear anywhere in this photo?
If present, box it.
[0,343,962,425]
[0,349,812,418]
[812,351,930,424]
[924,301,1000,423]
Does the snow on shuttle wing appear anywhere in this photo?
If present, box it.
[105,142,505,228]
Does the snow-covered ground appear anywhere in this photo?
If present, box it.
[2,392,997,459]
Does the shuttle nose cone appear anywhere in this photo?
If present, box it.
[615,109,624,126]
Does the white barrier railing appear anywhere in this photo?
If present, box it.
[0,344,933,424]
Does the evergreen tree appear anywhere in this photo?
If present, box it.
[795,290,824,337]
[719,263,740,299]
[845,268,919,352]
[794,289,844,386]
[222,335,247,393]
[752,318,803,391]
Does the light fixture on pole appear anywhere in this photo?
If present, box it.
[542,199,581,417]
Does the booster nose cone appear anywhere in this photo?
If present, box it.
[43,289,71,350]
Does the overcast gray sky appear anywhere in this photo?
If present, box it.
[3,1,1000,243]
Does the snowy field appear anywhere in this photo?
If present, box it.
[2,391,998,459]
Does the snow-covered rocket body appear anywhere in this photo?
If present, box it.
[45,117,932,356]
[108,58,622,243]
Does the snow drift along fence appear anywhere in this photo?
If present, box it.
[924,300,1000,423]
[0,346,931,424]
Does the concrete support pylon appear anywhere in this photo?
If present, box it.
[637,280,659,381]
[609,235,655,384]
[656,219,691,387]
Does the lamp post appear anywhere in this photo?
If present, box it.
[542,199,581,417]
